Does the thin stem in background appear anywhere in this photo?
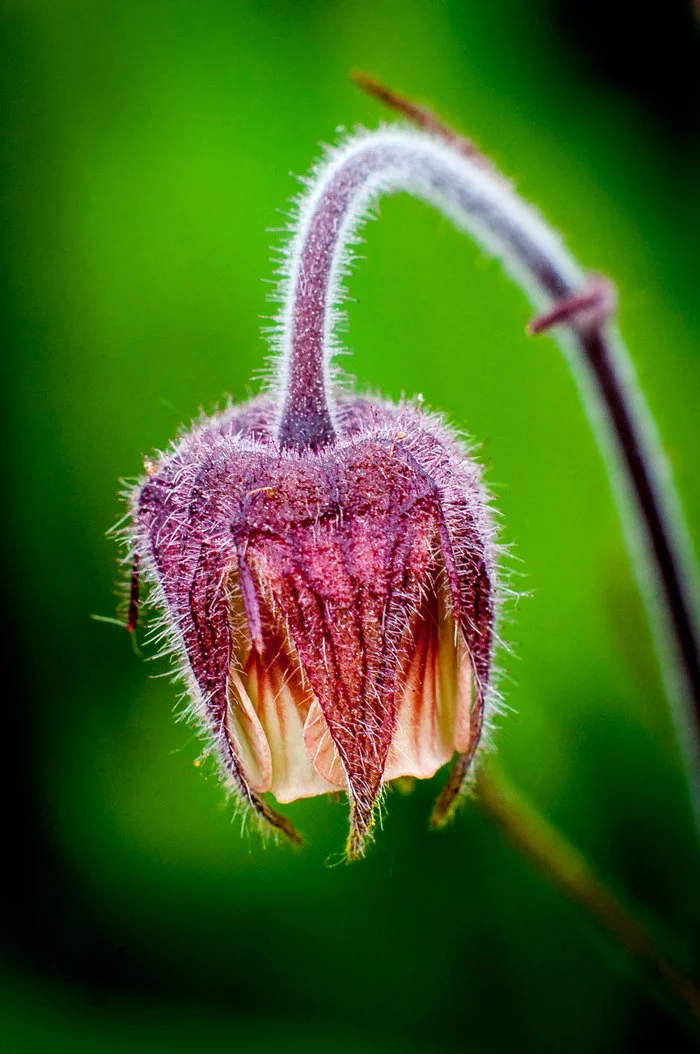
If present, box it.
[476,765,700,1030]
[272,75,700,1023]
[268,76,700,1028]
[352,73,700,830]
[350,72,700,1027]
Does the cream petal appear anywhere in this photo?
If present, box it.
[303,700,347,789]
[384,591,473,782]
[242,647,338,803]
[438,614,473,755]
[226,669,273,793]
[227,573,337,801]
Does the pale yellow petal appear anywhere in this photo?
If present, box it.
[243,648,338,802]
[303,700,347,789]
[226,669,273,793]
[385,591,473,782]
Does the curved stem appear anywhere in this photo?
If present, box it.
[477,766,700,1028]
[275,123,581,449]
[273,82,700,827]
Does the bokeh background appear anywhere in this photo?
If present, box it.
[3,2,700,1051]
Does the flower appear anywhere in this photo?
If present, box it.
[123,121,506,858]
[130,396,495,857]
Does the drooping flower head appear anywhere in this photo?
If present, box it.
[131,394,495,857]
[115,60,700,865]
[122,116,578,858]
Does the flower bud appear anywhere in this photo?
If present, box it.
[124,125,503,857]
[130,396,494,856]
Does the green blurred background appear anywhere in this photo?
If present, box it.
[3,1,700,1051]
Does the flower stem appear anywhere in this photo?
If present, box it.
[476,765,700,1027]
[351,74,700,831]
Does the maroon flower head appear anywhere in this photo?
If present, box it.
[126,126,503,858]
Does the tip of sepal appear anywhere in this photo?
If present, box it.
[344,799,377,862]
[249,792,304,847]
[430,681,486,829]
[429,754,476,830]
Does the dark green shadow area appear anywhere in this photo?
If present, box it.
[2,2,699,1052]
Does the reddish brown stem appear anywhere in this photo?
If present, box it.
[354,72,700,825]
[126,554,140,633]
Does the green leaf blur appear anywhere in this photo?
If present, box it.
[3,2,699,1051]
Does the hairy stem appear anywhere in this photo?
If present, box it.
[274,80,700,827]
[477,766,700,1027]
